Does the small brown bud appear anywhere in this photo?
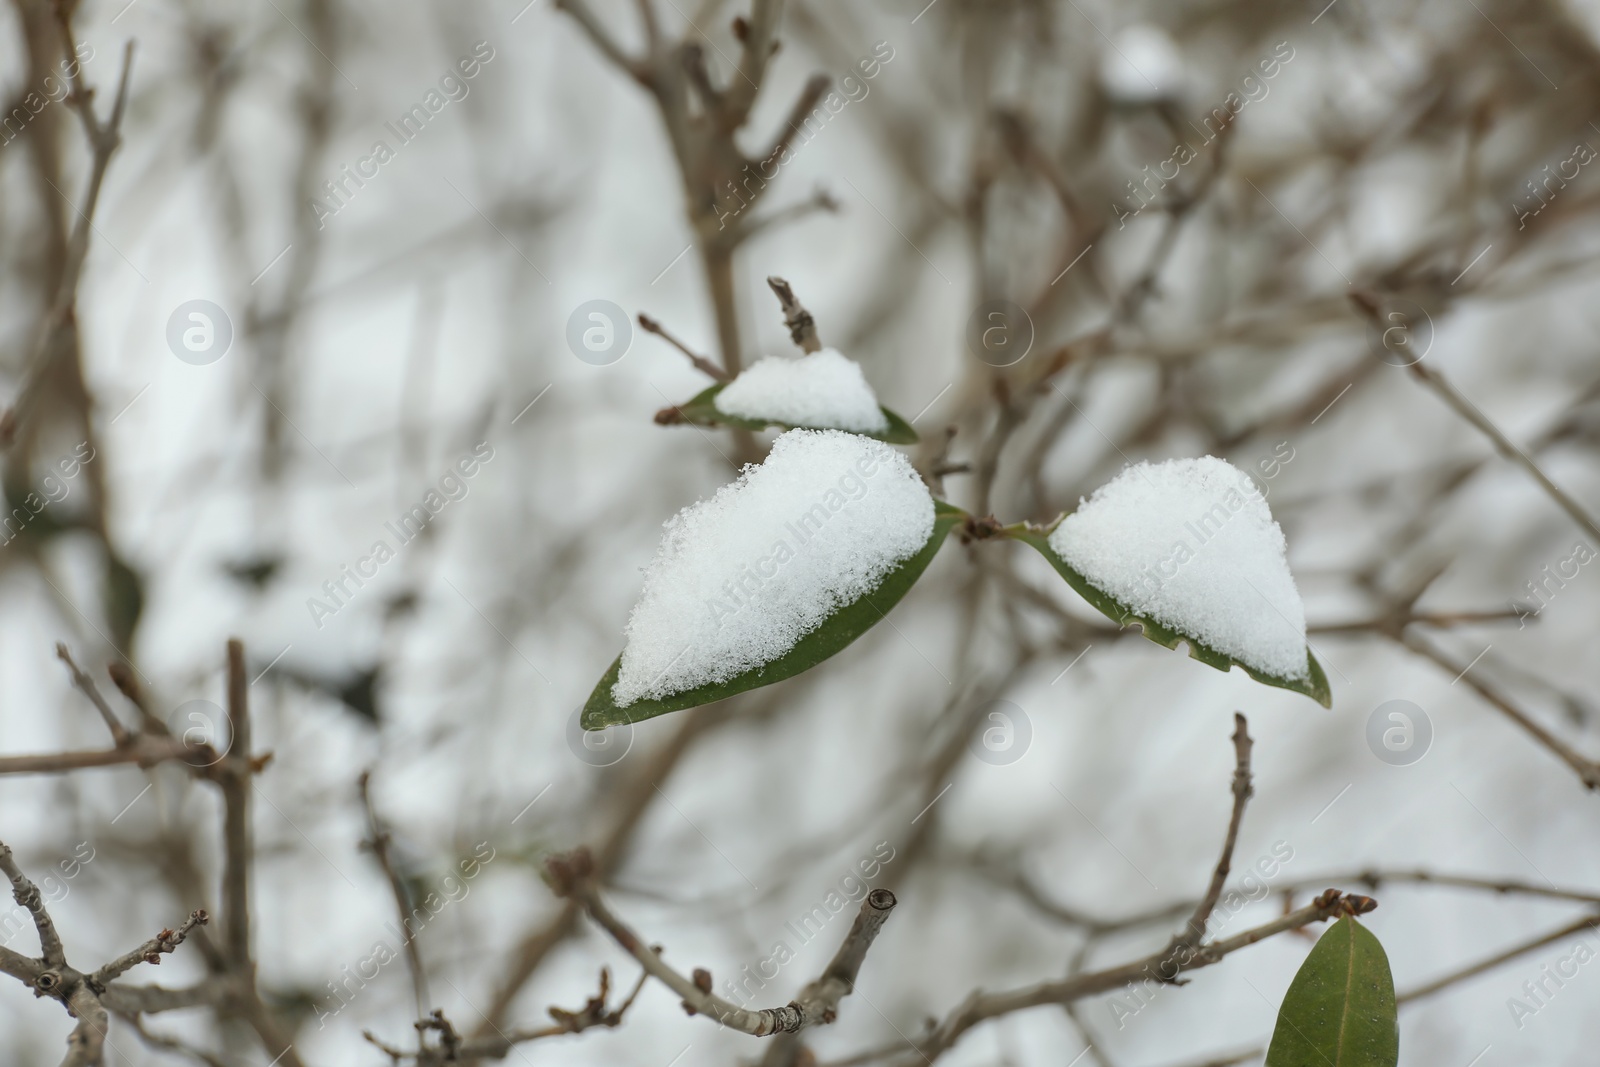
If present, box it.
[107,662,139,703]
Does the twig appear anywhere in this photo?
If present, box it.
[738,188,840,245]
[1272,868,1600,908]
[379,966,649,1060]
[1405,356,1600,545]
[787,885,899,1029]
[106,661,167,734]
[1399,629,1600,789]
[475,701,734,1034]
[4,33,135,445]
[0,837,214,1064]
[359,770,432,1024]
[724,0,782,124]
[122,1013,232,1067]
[1398,912,1600,1003]
[759,73,833,167]
[1309,608,1527,634]
[552,0,645,81]
[55,644,132,745]
[221,639,252,966]
[767,275,822,353]
[92,910,210,985]
[639,314,731,380]
[0,736,211,776]
[0,841,66,965]
[900,891,1366,1065]
[547,848,896,1037]
[1170,713,1253,952]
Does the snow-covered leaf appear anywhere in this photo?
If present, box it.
[1265,916,1398,1067]
[583,432,956,729]
[674,383,918,444]
[715,348,891,434]
[1011,457,1330,706]
[669,349,918,445]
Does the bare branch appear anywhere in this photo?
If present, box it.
[1400,629,1600,789]
[476,701,735,1033]
[0,841,66,965]
[903,891,1368,1065]
[375,967,649,1061]
[767,275,822,353]
[553,0,645,81]
[737,188,839,246]
[639,313,731,380]
[221,638,253,966]
[547,848,896,1037]
[0,736,210,776]
[1402,349,1600,545]
[1399,912,1600,1003]
[360,770,432,1024]
[55,644,131,746]
[724,0,782,123]
[4,34,135,445]
[760,73,831,165]
[92,910,210,985]
[1171,713,1254,952]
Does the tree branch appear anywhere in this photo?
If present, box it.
[3,31,135,445]
[1404,355,1600,545]
[547,848,896,1037]
[767,275,822,353]
[902,892,1365,1065]
[553,0,645,81]
[639,313,731,380]
[360,769,431,1025]
[221,639,252,967]
[1398,912,1600,1004]
[92,910,210,985]
[1171,713,1253,952]
[55,644,131,746]
[1399,628,1600,789]
[0,841,66,965]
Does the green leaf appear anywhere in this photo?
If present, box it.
[669,382,919,444]
[1007,528,1332,707]
[582,500,965,730]
[1266,916,1398,1067]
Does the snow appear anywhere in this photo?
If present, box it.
[612,429,935,706]
[1047,456,1310,680]
[713,348,891,434]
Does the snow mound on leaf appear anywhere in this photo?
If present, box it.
[713,348,890,434]
[1048,456,1309,681]
[613,429,934,706]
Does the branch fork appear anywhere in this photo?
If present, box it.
[546,846,897,1037]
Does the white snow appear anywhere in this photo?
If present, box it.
[613,429,935,706]
[713,348,891,434]
[1047,456,1309,680]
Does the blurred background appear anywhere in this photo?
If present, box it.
[3,0,1600,1063]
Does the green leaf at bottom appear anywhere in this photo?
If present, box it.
[1009,528,1331,707]
[669,382,919,444]
[1266,916,1398,1067]
[581,501,964,730]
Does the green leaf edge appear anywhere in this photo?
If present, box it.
[1265,915,1399,1067]
[1007,527,1332,707]
[581,500,964,730]
[672,382,920,445]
